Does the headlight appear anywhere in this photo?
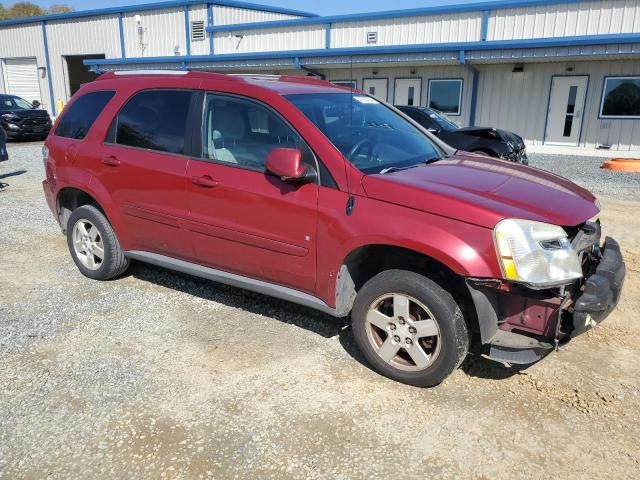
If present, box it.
[494,219,583,288]
[7,123,20,130]
[1,113,20,122]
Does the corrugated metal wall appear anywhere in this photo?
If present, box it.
[214,6,301,25]
[331,12,483,48]
[46,15,121,103]
[0,23,49,110]
[213,25,325,54]
[122,7,187,58]
[489,0,640,40]
[475,59,640,151]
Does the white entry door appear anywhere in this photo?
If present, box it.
[394,78,422,106]
[2,58,42,105]
[544,76,588,146]
[363,78,388,102]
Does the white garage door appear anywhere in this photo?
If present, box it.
[3,58,42,104]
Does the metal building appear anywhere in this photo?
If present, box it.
[2,0,640,152]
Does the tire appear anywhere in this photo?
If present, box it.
[66,205,130,280]
[351,270,469,387]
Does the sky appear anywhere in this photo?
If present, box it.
[25,0,494,16]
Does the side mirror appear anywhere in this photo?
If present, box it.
[265,148,316,183]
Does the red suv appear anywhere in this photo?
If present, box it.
[42,72,625,387]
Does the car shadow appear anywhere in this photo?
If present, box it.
[461,354,534,380]
[128,261,537,383]
[129,261,350,341]
[0,169,27,180]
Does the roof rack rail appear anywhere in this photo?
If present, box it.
[112,70,190,76]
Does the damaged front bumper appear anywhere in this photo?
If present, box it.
[467,234,626,365]
[571,237,625,337]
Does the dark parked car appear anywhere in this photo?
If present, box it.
[0,94,52,140]
[43,72,624,387]
[397,106,528,164]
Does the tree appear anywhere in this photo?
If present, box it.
[47,4,73,14]
[0,3,10,19]
[8,2,44,18]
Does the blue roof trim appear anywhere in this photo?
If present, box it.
[83,33,640,67]
[212,0,315,17]
[0,0,315,28]
[206,0,592,32]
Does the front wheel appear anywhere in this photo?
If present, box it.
[351,270,469,387]
[66,205,130,280]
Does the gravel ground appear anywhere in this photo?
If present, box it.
[528,153,640,201]
[1,143,639,479]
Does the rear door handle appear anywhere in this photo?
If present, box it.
[101,155,120,167]
[191,175,219,188]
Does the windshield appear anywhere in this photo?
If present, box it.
[0,95,33,110]
[426,109,459,131]
[286,93,442,174]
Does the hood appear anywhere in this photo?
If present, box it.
[361,152,599,229]
[0,108,49,118]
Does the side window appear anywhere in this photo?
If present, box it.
[55,91,115,140]
[202,93,310,171]
[111,90,193,154]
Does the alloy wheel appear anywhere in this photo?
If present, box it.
[72,219,105,271]
[365,293,441,372]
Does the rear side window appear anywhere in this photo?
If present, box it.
[55,90,115,140]
[110,90,193,155]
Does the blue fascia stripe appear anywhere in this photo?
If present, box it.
[0,0,316,28]
[208,3,214,55]
[184,5,191,55]
[83,32,640,67]
[118,12,126,58]
[41,21,56,115]
[206,0,592,33]
[481,10,490,41]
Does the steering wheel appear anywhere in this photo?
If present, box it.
[347,138,374,167]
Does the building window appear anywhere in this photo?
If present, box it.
[428,79,463,116]
[600,76,640,118]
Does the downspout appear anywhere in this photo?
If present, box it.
[459,49,479,127]
[293,57,325,80]
[41,21,56,116]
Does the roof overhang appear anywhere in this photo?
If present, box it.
[84,33,640,72]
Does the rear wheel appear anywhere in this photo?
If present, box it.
[352,270,469,387]
[66,205,129,280]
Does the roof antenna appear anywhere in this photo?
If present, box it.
[345,55,355,216]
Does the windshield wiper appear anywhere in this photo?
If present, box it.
[424,156,443,165]
[380,156,444,174]
[379,164,421,175]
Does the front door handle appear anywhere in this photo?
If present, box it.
[191,175,219,188]
[101,155,120,167]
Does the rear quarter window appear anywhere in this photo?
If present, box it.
[55,91,115,140]
[107,90,193,155]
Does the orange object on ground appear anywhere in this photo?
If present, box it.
[601,158,640,172]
